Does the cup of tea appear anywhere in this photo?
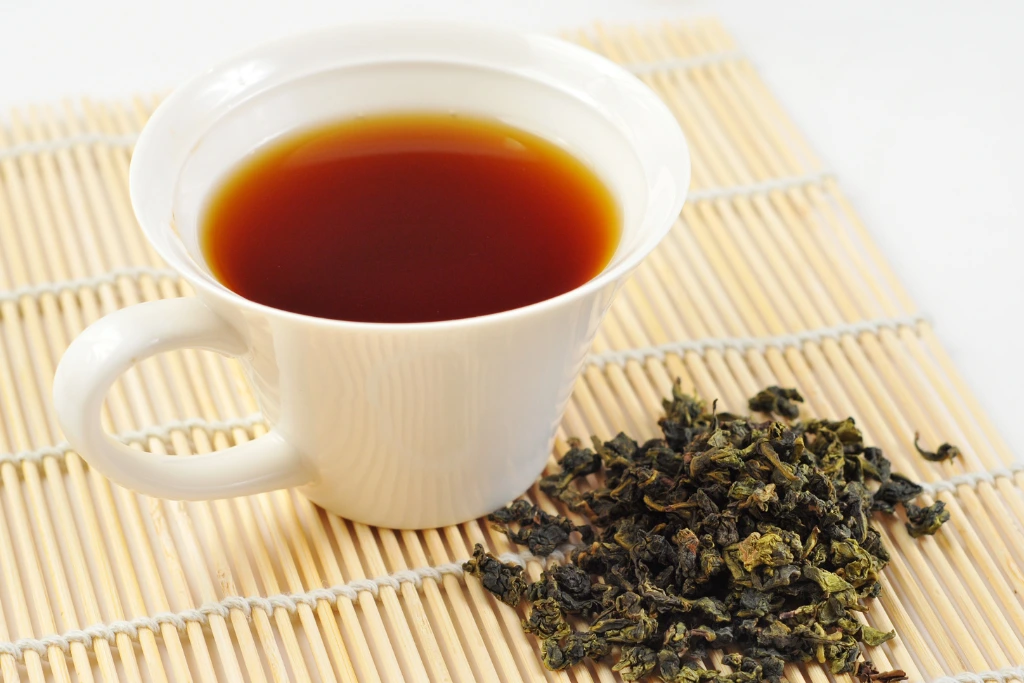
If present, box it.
[53,22,689,529]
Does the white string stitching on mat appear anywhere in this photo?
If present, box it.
[21,309,1021,489]
[685,170,835,203]
[0,133,138,163]
[0,544,577,659]
[1,413,263,467]
[919,464,1024,495]
[623,50,746,74]
[585,314,929,367]
[10,410,1020,493]
[0,266,180,306]
[932,665,1024,683]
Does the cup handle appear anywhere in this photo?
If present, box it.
[53,297,314,500]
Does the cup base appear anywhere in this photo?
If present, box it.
[296,455,547,530]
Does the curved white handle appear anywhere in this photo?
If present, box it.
[53,297,314,500]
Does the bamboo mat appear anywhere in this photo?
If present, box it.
[0,17,1020,683]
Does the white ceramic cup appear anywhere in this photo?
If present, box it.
[53,22,690,529]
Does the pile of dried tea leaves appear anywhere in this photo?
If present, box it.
[465,385,954,683]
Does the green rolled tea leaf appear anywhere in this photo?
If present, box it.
[914,432,962,462]
[462,544,526,607]
[859,624,896,647]
[748,386,805,419]
[904,501,951,538]
[487,499,593,557]
[470,385,946,682]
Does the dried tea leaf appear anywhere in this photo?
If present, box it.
[872,474,923,514]
[860,447,891,482]
[914,432,961,462]
[466,385,949,682]
[855,660,909,683]
[859,624,896,646]
[488,500,592,556]
[462,544,526,607]
[540,438,601,501]
[528,563,597,614]
[539,628,611,670]
[904,501,950,538]
[748,386,805,419]
[802,565,854,595]
[613,646,659,681]
[522,598,572,639]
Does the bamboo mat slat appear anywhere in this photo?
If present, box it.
[0,17,1019,683]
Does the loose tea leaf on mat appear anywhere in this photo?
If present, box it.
[465,385,952,683]
[914,432,961,463]
[747,386,805,420]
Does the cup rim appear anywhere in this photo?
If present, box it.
[130,20,690,331]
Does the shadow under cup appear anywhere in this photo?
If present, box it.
[123,25,689,528]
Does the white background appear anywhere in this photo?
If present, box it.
[1,0,1021,454]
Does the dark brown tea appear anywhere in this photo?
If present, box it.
[202,113,620,323]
